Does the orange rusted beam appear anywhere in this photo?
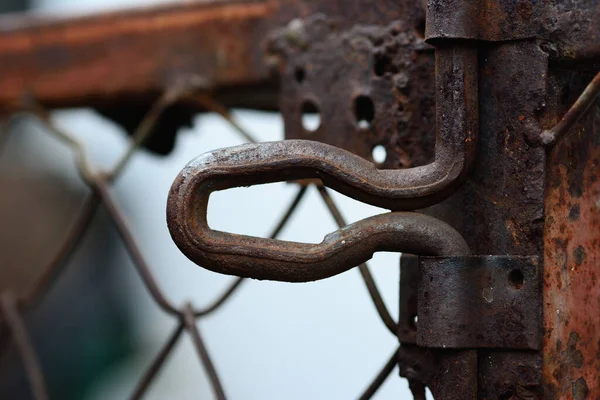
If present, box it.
[0,0,414,112]
[0,1,280,110]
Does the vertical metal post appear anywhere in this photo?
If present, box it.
[543,71,600,398]
[423,41,479,400]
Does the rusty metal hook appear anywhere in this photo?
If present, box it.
[165,45,476,281]
[167,171,469,281]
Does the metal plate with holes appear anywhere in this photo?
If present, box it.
[417,256,542,350]
[270,15,436,170]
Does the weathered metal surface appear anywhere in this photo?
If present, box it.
[399,257,543,398]
[549,1,600,62]
[0,0,424,111]
[425,0,600,62]
[430,350,478,400]
[270,16,437,169]
[424,40,547,257]
[398,256,485,400]
[478,351,543,399]
[543,70,600,399]
[418,40,549,398]
[418,256,542,350]
[426,0,561,43]
[426,0,541,42]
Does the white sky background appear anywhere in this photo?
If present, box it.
[22,1,429,398]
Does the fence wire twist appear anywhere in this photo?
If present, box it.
[0,79,401,400]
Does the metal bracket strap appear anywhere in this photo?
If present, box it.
[417,255,542,350]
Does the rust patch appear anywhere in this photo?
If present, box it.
[573,246,586,266]
[572,377,589,400]
[569,204,581,221]
[561,332,584,369]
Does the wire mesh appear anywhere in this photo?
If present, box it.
[0,80,401,400]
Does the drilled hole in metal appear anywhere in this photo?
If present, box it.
[294,66,305,83]
[508,269,524,289]
[410,314,418,330]
[354,95,375,129]
[372,145,387,165]
[301,100,321,133]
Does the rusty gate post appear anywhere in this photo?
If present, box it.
[423,1,600,397]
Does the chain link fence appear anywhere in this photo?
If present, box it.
[0,81,405,399]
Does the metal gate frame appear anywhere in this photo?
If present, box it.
[1,1,599,398]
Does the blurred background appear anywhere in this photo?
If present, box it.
[0,1,416,399]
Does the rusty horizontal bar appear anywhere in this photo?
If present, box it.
[1,0,600,114]
[0,0,278,110]
[0,0,417,112]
